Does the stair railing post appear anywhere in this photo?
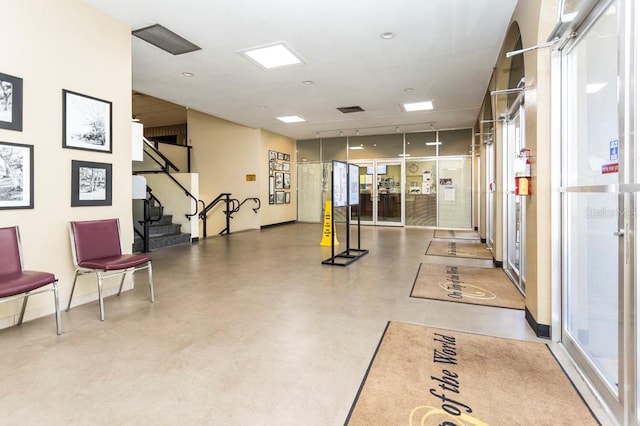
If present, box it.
[202,213,208,239]
[225,193,231,234]
[143,198,150,253]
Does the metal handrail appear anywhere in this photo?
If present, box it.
[134,140,203,219]
[199,193,232,237]
[143,138,180,172]
[231,197,261,215]
[199,195,261,237]
[149,139,194,172]
[134,186,165,253]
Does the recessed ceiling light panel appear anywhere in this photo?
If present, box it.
[240,43,305,70]
[402,101,434,112]
[132,24,201,55]
[276,115,306,123]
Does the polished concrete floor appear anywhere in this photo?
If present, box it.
[0,223,613,425]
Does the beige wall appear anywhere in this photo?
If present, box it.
[188,111,296,234]
[0,0,133,329]
[188,110,261,235]
[481,0,560,331]
[260,129,296,226]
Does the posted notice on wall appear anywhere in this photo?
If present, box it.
[444,186,456,201]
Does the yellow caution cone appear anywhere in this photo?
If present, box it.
[320,200,339,246]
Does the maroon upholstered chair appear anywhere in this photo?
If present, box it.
[0,226,61,335]
[66,218,154,321]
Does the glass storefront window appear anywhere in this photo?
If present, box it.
[405,131,437,158]
[297,139,320,163]
[348,134,403,160]
[439,129,473,156]
[297,129,473,229]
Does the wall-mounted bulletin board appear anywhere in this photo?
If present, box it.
[268,150,291,204]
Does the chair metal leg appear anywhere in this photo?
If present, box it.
[148,262,155,303]
[53,281,61,335]
[97,273,105,321]
[66,270,81,312]
[117,272,127,296]
[18,294,29,325]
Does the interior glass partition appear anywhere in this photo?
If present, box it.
[296,138,322,222]
[321,137,347,222]
[437,156,472,228]
[405,132,438,226]
[348,134,404,226]
[296,128,473,229]
[437,130,473,228]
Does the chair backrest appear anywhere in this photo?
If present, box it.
[70,219,122,265]
[0,226,23,276]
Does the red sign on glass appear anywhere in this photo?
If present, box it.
[602,163,619,174]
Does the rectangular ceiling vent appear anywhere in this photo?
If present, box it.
[337,106,365,114]
[132,24,201,55]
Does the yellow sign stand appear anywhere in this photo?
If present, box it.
[320,201,339,246]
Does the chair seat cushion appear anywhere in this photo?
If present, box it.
[0,271,56,297]
[78,254,151,271]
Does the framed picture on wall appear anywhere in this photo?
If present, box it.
[284,154,290,161]
[283,162,290,171]
[278,152,284,160]
[71,160,112,206]
[63,89,112,153]
[275,172,283,189]
[275,191,284,204]
[0,72,23,131]
[285,192,291,204]
[269,175,275,204]
[283,173,290,189]
[0,141,33,209]
[269,150,277,161]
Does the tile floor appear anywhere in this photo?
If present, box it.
[0,223,614,425]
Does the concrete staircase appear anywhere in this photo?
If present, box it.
[133,208,192,253]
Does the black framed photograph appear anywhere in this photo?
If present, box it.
[283,162,290,172]
[63,89,112,153]
[278,152,284,160]
[0,73,23,131]
[285,192,291,204]
[269,175,275,204]
[275,191,285,204]
[284,153,290,161]
[0,141,33,209]
[71,160,112,206]
[283,173,290,189]
[275,172,283,189]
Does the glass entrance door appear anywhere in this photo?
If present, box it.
[352,160,403,226]
[560,0,622,418]
[504,108,526,293]
[486,141,495,249]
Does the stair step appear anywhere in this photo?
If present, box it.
[133,232,192,252]
[140,215,173,227]
[134,213,192,253]
[148,223,182,237]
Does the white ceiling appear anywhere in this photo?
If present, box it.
[86,0,518,140]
